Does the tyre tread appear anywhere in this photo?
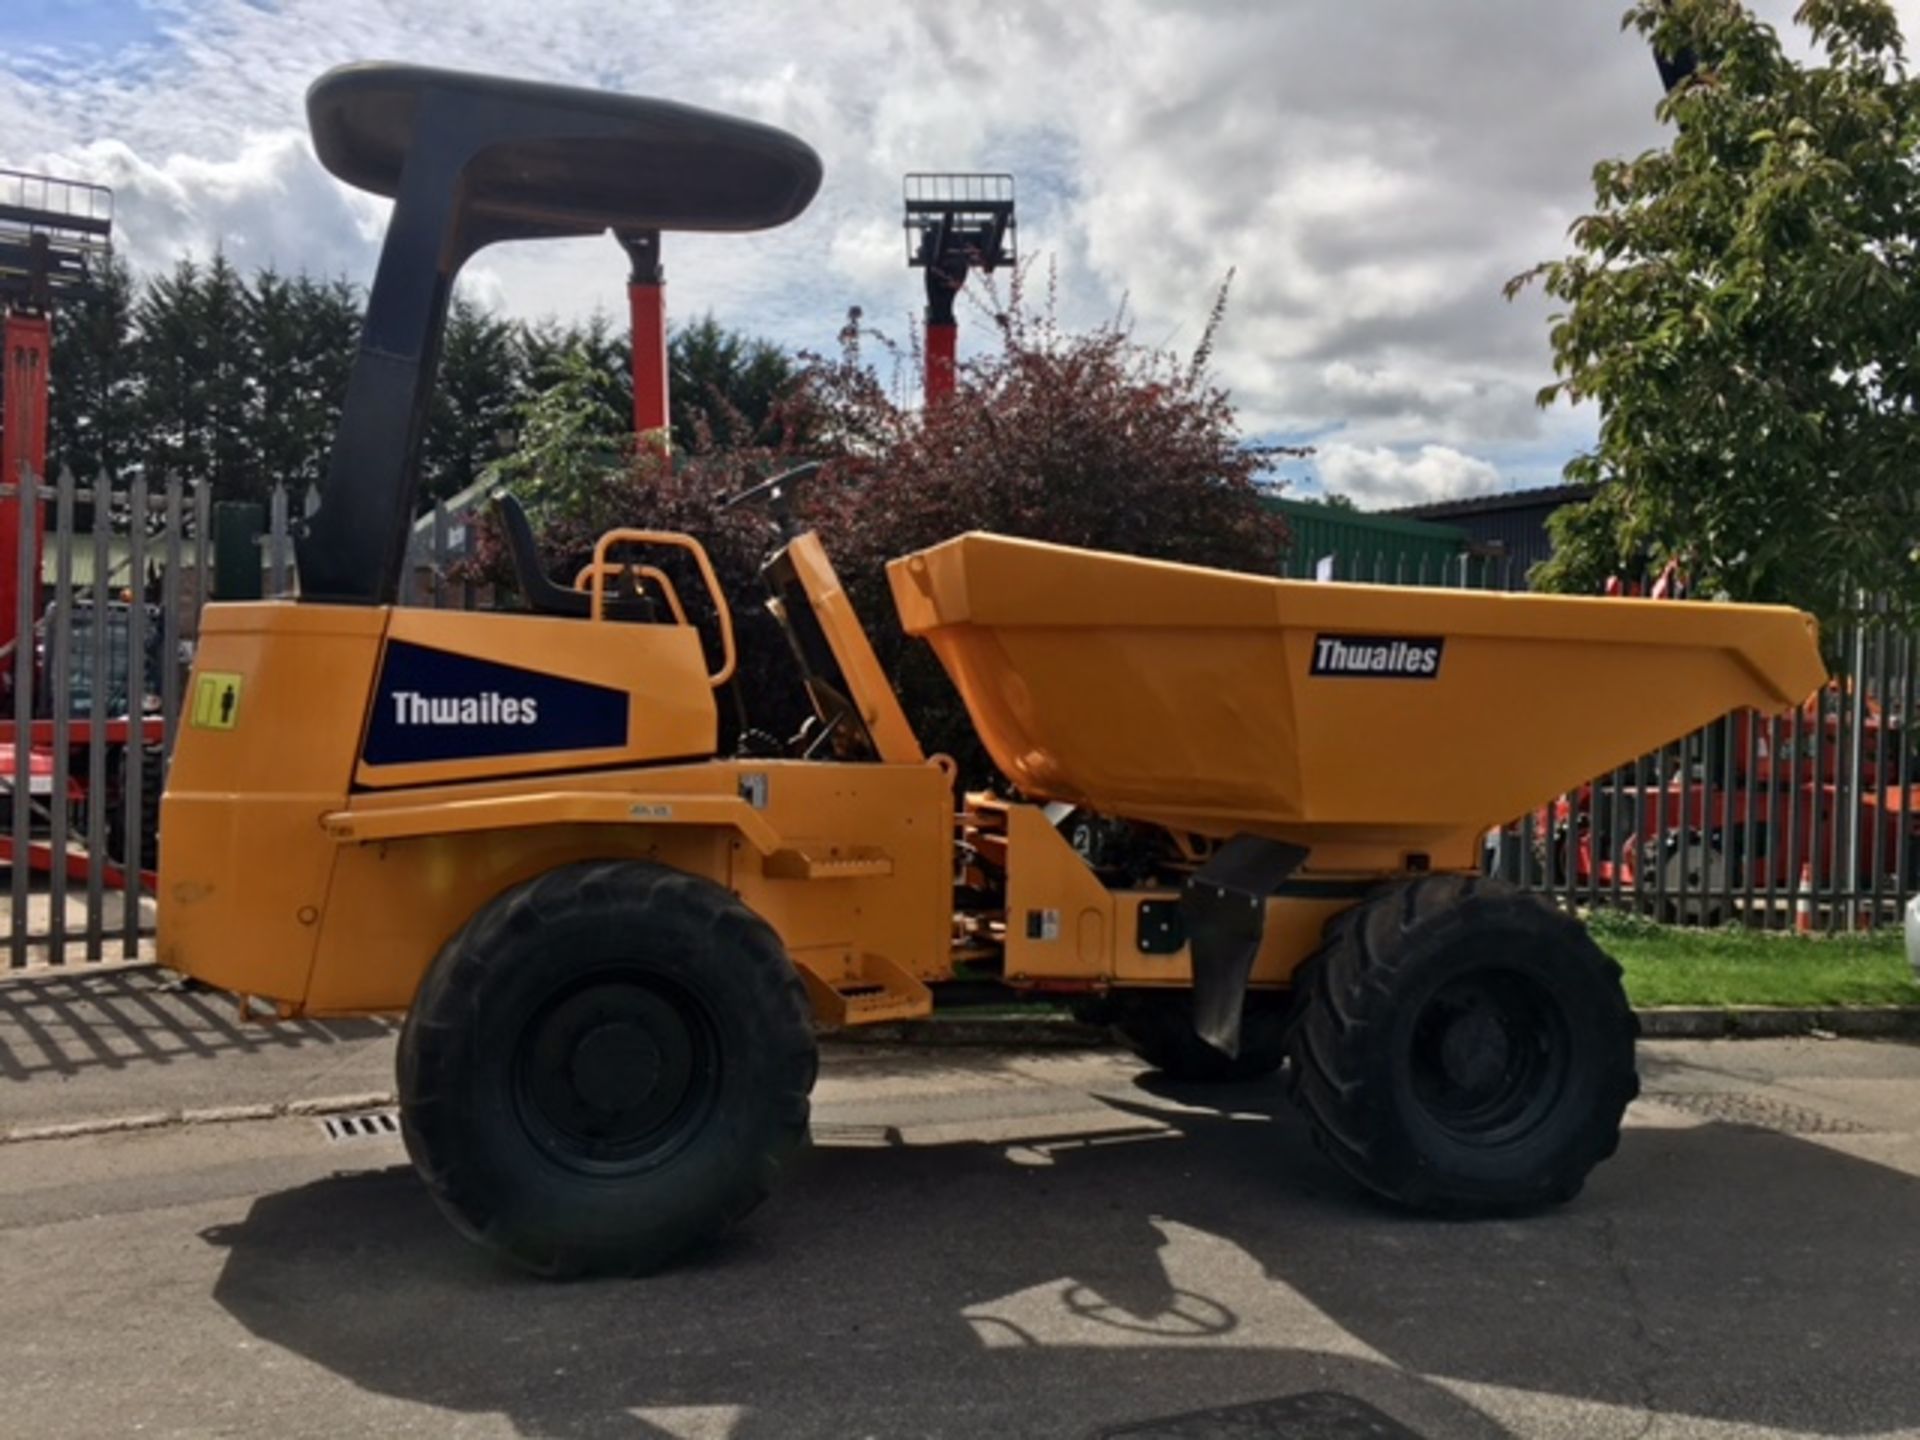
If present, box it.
[398,859,815,1278]
[1282,874,1637,1217]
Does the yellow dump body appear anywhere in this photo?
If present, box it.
[890,533,1827,858]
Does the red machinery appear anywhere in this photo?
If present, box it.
[1,315,48,634]
[0,170,159,890]
[1,169,112,669]
[904,173,1015,408]
[1525,686,1919,924]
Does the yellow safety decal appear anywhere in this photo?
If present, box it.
[191,672,244,730]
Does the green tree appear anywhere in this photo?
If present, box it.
[131,255,256,496]
[248,270,360,497]
[485,344,630,518]
[196,254,255,496]
[1512,0,1920,622]
[519,315,629,440]
[47,256,136,481]
[126,260,202,484]
[421,297,524,503]
[668,313,801,451]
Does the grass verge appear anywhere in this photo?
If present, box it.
[1588,909,1918,1008]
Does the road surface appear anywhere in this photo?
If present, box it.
[1,987,1918,1438]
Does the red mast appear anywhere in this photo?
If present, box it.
[619,228,670,445]
[903,174,1016,410]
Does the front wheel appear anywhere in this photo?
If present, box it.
[398,860,817,1278]
[1285,875,1638,1214]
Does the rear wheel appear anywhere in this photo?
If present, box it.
[1284,875,1637,1214]
[398,859,817,1278]
[1097,993,1291,1083]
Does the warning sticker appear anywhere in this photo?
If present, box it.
[191,672,243,730]
[1024,908,1062,942]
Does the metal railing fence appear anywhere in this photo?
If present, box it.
[4,467,205,966]
[2,473,482,968]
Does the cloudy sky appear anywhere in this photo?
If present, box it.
[0,0,1909,506]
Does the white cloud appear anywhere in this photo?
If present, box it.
[1315,443,1505,510]
[37,131,383,281]
[2,0,1916,495]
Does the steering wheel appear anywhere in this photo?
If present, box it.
[720,462,823,539]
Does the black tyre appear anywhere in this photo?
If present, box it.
[398,859,817,1278]
[1285,875,1637,1214]
[1102,993,1291,1083]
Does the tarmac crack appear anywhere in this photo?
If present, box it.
[1597,1214,1669,1440]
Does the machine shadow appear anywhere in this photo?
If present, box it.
[0,967,392,1085]
[201,1086,1920,1440]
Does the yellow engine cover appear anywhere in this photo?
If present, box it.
[159,600,719,1003]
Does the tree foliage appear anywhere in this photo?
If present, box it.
[803,277,1293,769]
[32,262,797,513]
[1512,0,1920,622]
[42,257,364,502]
[669,312,803,452]
[48,257,137,481]
[483,346,630,518]
[420,299,526,504]
[247,268,361,497]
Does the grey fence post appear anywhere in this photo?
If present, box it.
[268,483,289,597]
[10,465,38,968]
[1843,606,1858,925]
[163,478,183,759]
[122,472,149,956]
[48,469,75,964]
[1896,633,1916,917]
[83,474,109,958]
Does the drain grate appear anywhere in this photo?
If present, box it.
[319,1109,401,1143]
[1100,1391,1429,1438]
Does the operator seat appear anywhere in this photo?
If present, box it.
[492,493,657,623]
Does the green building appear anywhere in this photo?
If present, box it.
[1264,496,1472,585]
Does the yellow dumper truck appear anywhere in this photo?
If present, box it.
[158,63,1827,1276]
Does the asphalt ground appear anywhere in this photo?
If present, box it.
[2,969,1919,1439]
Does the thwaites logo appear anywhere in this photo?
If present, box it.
[363,641,628,766]
[1309,634,1445,679]
[389,691,539,726]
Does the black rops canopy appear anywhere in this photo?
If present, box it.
[297,63,823,606]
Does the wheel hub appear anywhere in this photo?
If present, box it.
[1407,969,1569,1145]
[516,979,709,1164]
[1438,1006,1511,1096]
[569,1022,664,1112]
